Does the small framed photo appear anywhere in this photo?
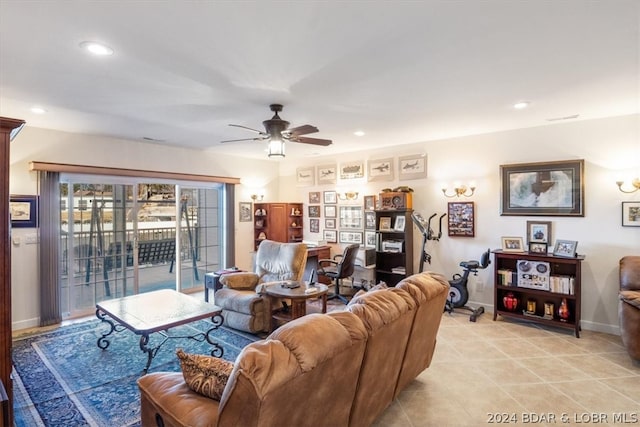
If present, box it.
[394,216,406,231]
[364,195,376,210]
[238,202,252,222]
[308,205,321,218]
[365,230,376,248]
[339,161,365,180]
[448,201,474,237]
[296,166,315,186]
[309,192,321,204]
[379,217,392,231]
[325,218,336,229]
[323,190,337,204]
[622,201,640,227]
[553,239,578,258]
[324,205,337,218]
[317,164,337,185]
[364,211,376,230]
[323,229,337,243]
[339,231,363,245]
[501,236,525,252]
[526,220,552,243]
[10,195,38,228]
[310,218,320,233]
[367,158,394,182]
[528,242,548,254]
[339,206,363,229]
[398,154,427,181]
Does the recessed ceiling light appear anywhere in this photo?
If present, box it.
[513,101,530,110]
[354,130,365,137]
[79,41,114,56]
[30,107,47,114]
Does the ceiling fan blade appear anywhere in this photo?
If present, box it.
[289,136,333,146]
[220,137,264,143]
[286,124,318,136]
[228,124,264,134]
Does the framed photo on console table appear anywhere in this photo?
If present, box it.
[500,159,584,217]
[553,239,578,258]
[501,236,524,252]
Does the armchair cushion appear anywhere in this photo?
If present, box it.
[176,349,234,401]
[219,272,260,290]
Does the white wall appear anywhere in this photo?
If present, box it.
[279,114,640,334]
[10,115,640,333]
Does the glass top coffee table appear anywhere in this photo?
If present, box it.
[265,281,329,332]
[95,289,224,374]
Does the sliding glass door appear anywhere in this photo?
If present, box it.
[59,177,224,319]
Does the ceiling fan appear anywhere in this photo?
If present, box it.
[221,104,332,157]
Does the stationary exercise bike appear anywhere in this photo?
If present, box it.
[444,249,491,322]
[411,212,491,322]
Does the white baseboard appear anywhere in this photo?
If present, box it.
[12,317,40,332]
[580,320,620,335]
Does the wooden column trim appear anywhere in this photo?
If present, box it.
[1,116,26,426]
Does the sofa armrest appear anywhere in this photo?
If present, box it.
[620,290,640,309]
[220,272,260,290]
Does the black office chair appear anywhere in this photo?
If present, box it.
[317,243,360,304]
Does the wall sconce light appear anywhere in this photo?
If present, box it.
[442,183,476,198]
[338,191,359,201]
[616,177,640,194]
[250,194,264,202]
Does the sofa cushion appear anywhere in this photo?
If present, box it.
[217,312,367,427]
[347,287,416,427]
[138,372,221,427]
[176,349,234,400]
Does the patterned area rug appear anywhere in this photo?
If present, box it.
[12,318,259,426]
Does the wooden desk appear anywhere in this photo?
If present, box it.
[305,245,331,284]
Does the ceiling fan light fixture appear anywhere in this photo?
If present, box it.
[267,139,285,158]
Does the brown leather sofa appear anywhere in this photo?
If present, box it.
[137,271,450,427]
[619,256,640,364]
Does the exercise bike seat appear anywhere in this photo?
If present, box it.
[460,260,480,269]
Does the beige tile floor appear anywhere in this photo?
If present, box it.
[374,310,640,427]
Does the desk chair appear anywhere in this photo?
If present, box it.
[318,243,360,304]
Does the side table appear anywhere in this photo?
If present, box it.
[265,281,329,332]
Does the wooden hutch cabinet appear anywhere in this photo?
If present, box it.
[374,209,414,286]
[1,117,26,426]
[253,202,304,250]
[493,250,584,337]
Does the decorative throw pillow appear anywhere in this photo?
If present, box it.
[176,349,234,400]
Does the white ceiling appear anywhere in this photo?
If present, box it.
[1,1,638,160]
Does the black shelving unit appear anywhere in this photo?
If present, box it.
[375,209,413,286]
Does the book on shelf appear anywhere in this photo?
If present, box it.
[497,269,516,286]
[391,266,406,274]
[549,275,575,295]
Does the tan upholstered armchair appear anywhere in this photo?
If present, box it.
[619,256,640,364]
[214,240,308,333]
